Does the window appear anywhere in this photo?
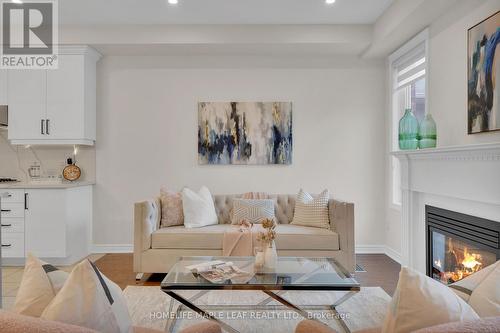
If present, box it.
[389,30,428,207]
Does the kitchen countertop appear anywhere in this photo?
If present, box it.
[0,180,95,189]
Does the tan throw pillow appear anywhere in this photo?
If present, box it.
[41,260,133,333]
[159,188,184,228]
[14,253,69,317]
[382,267,479,333]
[468,261,500,317]
[449,260,498,302]
[232,199,276,224]
[291,189,330,229]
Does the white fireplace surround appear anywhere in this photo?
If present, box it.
[391,142,500,273]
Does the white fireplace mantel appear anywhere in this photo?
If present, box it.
[391,142,500,270]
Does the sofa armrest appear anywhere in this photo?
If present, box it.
[133,198,160,272]
[328,199,355,273]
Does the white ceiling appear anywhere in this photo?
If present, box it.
[59,0,394,25]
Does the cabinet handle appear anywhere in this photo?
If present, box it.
[6,193,12,198]
[24,193,28,210]
[41,119,45,135]
[1,224,12,227]
[46,119,50,135]
[1,244,12,247]
[1,209,11,212]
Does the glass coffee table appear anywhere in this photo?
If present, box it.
[161,256,360,333]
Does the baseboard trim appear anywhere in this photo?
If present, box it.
[92,244,133,253]
[355,245,386,254]
[356,245,402,264]
[384,246,402,264]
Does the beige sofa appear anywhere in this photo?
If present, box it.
[133,194,355,277]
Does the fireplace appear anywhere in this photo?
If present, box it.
[426,206,499,284]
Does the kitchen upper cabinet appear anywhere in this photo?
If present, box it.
[8,46,101,145]
[8,69,46,141]
[0,69,7,105]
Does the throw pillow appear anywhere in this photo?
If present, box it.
[182,186,218,228]
[468,261,500,317]
[232,199,276,224]
[41,260,133,333]
[449,260,498,302]
[382,267,479,333]
[291,189,330,229]
[14,253,69,317]
[159,188,184,228]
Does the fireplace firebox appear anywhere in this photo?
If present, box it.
[426,206,499,284]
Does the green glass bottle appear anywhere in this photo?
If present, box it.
[399,108,419,150]
[418,113,437,149]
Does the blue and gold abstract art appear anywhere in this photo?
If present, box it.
[468,11,500,134]
[198,102,292,165]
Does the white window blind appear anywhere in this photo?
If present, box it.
[392,42,426,91]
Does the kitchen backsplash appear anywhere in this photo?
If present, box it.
[0,131,95,182]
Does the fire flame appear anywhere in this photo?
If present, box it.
[461,248,482,271]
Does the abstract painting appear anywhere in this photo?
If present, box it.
[468,10,500,134]
[198,102,292,165]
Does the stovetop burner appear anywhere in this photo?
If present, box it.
[0,178,19,183]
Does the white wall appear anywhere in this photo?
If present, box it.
[94,56,386,248]
[384,0,500,262]
[428,0,500,146]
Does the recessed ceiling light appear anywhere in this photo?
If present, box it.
[168,0,178,4]
[12,0,23,3]
[326,0,336,4]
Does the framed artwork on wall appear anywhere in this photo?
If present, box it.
[468,10,500,134]
[198,102,293,165]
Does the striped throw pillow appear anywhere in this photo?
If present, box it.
[232,199,276,224]
[14,253,69,317]
[291,189,330,229]
[41,259,133,333]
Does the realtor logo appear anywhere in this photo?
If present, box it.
[1,0,58,69]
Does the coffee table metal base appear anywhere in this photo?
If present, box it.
[164,290,357,333]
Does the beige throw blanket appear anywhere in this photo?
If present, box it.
[223,192,270,256]
[223,222,267,256]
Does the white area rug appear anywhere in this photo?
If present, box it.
[124,286,390,333]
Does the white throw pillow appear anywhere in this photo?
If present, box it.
[232,199,276,224]
[449,260,498,302]
[14,253,69,317]
[41,260,133,333]
[468,262,500,317]
[291,189,330,229]
[182,186,218,228]
[382,267,479,333]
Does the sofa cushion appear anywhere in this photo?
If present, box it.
[232,199,276,224]
[151,224,339,251]
[159,188,184,228]
[382,267,479,333]
[0,310,99,333]
[152,225,230,249]
[14,253,69,317]
[41,260,133,333]
[291,189,330,229]
[275,225,339,251]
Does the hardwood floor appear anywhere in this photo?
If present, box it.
[95,253,401,296]
[355,254,400,295]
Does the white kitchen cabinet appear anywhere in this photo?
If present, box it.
[1,186,92,265]
[1,189,25,258]
[7,46,101,145]
[7,69,46,141]
[0,69,7,105]
[25,189,67,258]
